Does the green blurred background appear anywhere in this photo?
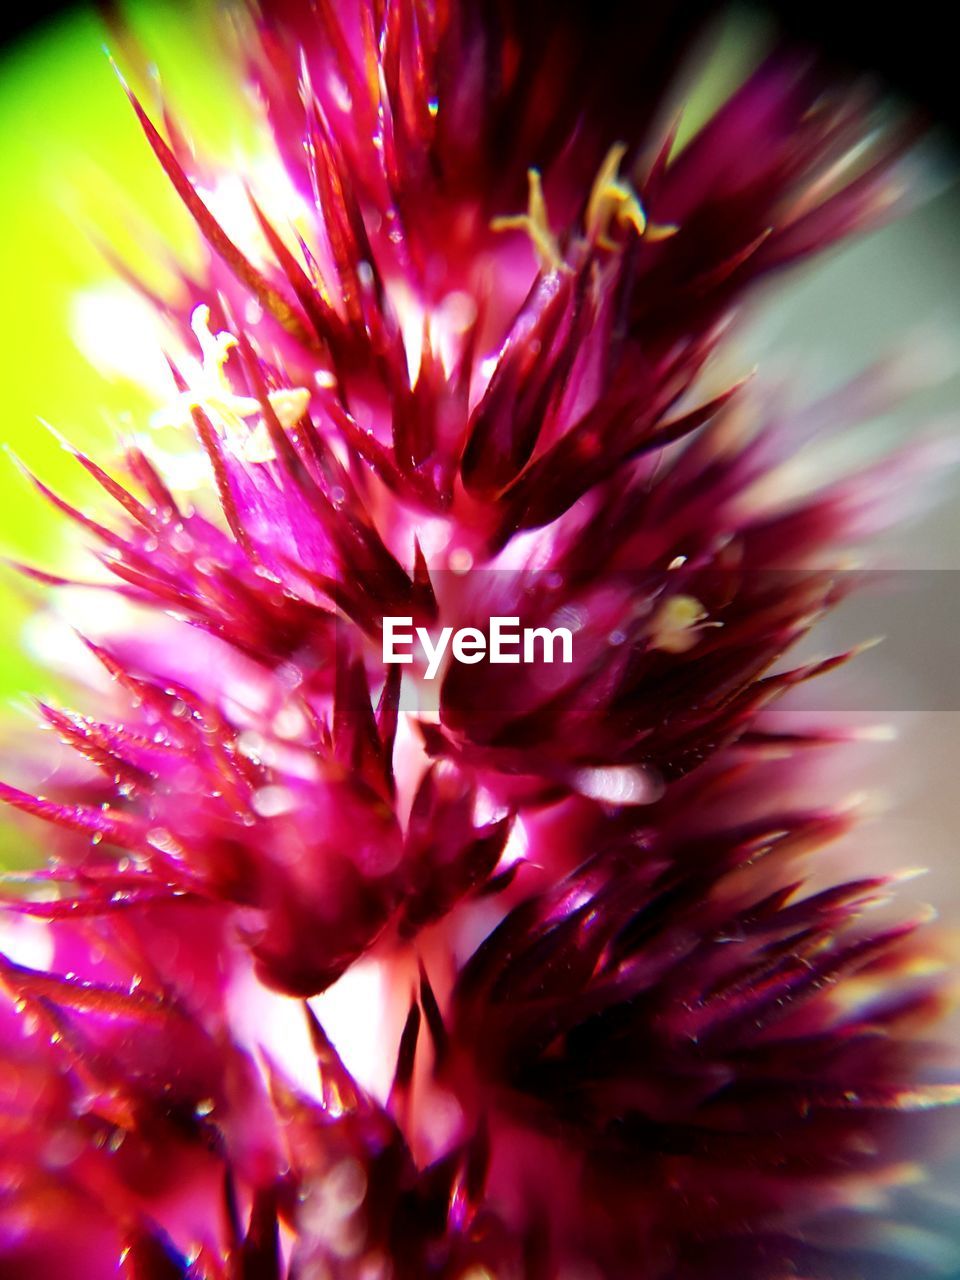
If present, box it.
[0,1,252,694]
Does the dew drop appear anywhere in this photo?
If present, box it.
[252,785,296,818]
[572,764,664,807]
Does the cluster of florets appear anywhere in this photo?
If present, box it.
[1,2,957,1278]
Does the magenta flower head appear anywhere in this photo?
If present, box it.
[1,2,959,1277]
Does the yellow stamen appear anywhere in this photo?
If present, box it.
[586,143,677,250]
[191,303,237,393]
[491,168,565,274]
[157,305,310,463]
[648,594,714,654]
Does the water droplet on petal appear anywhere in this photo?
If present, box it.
[572,764,664,806]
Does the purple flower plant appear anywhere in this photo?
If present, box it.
[1,2,958,1277]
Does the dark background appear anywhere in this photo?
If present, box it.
[0,1,956,139]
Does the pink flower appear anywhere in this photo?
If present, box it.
[1,2,957,1276]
